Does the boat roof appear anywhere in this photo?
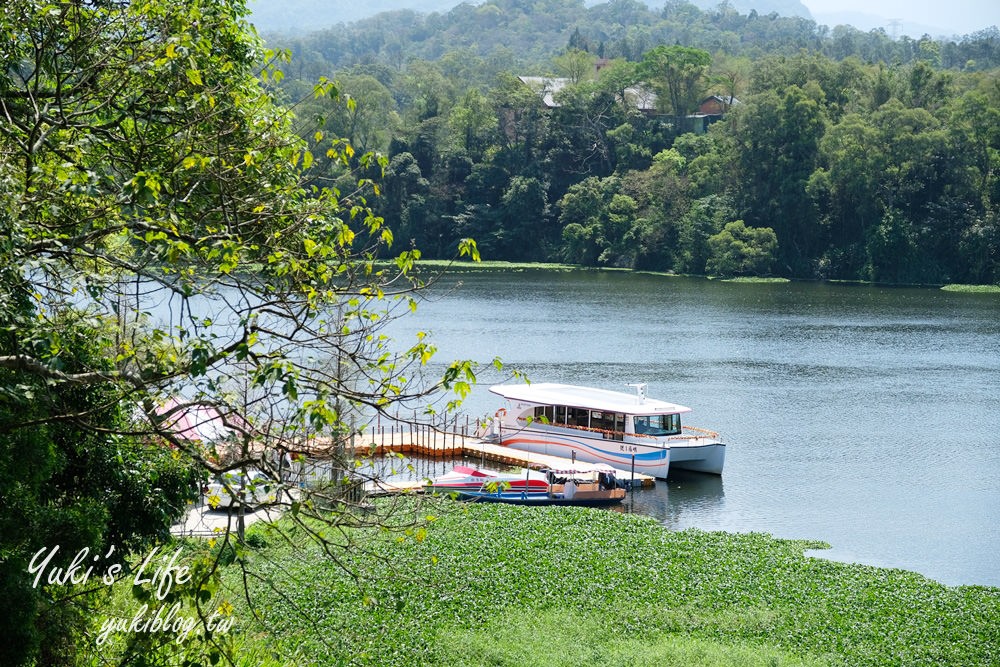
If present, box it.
[542,462,618,476]
[489,383,691,415]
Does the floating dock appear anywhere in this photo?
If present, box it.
[345,428,656,491]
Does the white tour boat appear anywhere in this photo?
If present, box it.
[488,383,725,478]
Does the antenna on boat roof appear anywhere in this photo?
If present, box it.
[626,383,647,404]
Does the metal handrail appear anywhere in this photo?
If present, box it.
[514,417,718,440]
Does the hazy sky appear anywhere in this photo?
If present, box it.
[799,0,999,35]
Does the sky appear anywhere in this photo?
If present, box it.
[799,0,1000,36]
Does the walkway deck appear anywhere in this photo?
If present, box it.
[171,430,655,536]
[349,430,656,489]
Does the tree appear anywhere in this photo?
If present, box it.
[553,48,595,85]
[557,176,610,265]
[706,220,778,276]
[396,60,456,123]
[867,101,958,281]
[496,176,550,260]
[0,1,482,663]
[490,72,548,159]
[595,58,643,114]
[734,84,826,276]
[950,90,1000,211]
[0,312,197,665]
[567,26,592,53]
[639,45,711,120]
[677,195,737,275]
[555,175,646,267]
[448,88,498,159]
[544,80,624,190]
[809,113,882,277]
[315,73,398,155]
[709,54,750,112]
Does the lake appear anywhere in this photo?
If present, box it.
[385,268,1000,587]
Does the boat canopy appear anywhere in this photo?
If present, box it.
[489,383,691,415]
[542,462,618,476]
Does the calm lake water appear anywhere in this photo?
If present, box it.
[385,268,1000,587]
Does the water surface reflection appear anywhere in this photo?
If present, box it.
[386,270,1000,586]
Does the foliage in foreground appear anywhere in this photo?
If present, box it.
[1,0,484,663]
[207,502,998,666]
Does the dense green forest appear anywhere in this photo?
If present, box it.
[265,0,1000,283]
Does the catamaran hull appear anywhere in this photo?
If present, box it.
[498,432,726,477]
[668,442,726,475]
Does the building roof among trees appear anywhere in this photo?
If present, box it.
[517,75,657,112]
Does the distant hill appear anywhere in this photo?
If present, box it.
[687,0,812,21]
[247,0,993,39]
[810,10,961,39]
[247,0,818,35]
[246,0,462,34]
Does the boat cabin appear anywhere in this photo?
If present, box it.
[489,382,725,477]
[543,464,626,502]
[528,403,683,442]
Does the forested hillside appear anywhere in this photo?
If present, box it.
[271,0,1000,283]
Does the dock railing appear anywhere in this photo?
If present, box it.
[355,411,492,458]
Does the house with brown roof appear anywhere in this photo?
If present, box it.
[698,95,740,115]
[681,95,741,134]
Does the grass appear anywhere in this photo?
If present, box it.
[719,276,792,283]
[940,283,1000,293]
[204,501,1000,667]
[403,261,1000,292]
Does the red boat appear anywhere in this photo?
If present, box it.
[426,465,550,494]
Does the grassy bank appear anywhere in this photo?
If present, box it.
[719,276,792,283]
[406,261,1000,292]
[940,283,1000,293]
[213,501,998,666]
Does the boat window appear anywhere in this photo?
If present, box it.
[556,405,568,423]
[590,410,625,441]
[565,407,589,428]
[532,405,554,423]
[633,413,681,436]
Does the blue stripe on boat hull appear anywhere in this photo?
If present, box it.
[500,431,670,478]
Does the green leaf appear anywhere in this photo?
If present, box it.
[458,238,481,262]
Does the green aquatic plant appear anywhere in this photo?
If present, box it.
[195,501,1000,667]
[940,284,1000,293]
[720,277,792,283]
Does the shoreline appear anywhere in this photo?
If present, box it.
[407,259,1000,291]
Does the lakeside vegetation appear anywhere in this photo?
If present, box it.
[719,276,792,283]
[269,0,1000,285]
[119,501,998,667]
[416,260,1000,289]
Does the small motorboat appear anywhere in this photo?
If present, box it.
[426,464,550,494]
[445,463,627,507]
